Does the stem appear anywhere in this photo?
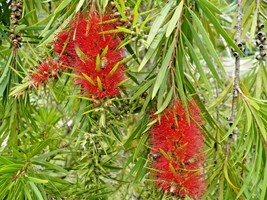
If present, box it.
[226,0,242,153]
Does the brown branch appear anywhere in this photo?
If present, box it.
[226,0,243,156]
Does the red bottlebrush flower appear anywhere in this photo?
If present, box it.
[52,12,125,98]
[149,100,206,199]
[29,58,63,88]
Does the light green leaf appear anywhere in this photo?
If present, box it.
[27,177,48,184]
[138,27,166,71]
[196,1,242,54]
[96,54,101,71]
[75,46,90,63]
[101,46,109,57]
[75,0,86,13]
[97,76,103,91]
[29,139,53,159]
[146,0,174,46]
[189,10,228,77]
[29,182,44,200]
[54,0,72,13]
[155,88,173,114]
[182,33,212,94]
[82,73,96,86]
[152,40,175,99]
[166,0,184,37]
[108,55,132,77]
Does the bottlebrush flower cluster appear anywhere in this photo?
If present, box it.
[29,58,64,88]
[52,12,125,98]
[149,101,206,199]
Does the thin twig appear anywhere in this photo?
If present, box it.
[226,0,242,154]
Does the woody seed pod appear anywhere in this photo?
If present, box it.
[259,44,266,50]
[15,11,22,17]
[258,23,264,29]
[11,18,18,24]
[17,3,22,9]
[256,54,262,60]
[261,52,266,57]
[10,13,16,19]
[233,52,239,57]
[9,33,15,39]
[11,5,17,11]
[258,32,265,37]
[17,36,22,42]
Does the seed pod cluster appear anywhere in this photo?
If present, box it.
[256,20,266,61]
[108,1,132,27]
[231,39,246,58]
[9,0,23,48]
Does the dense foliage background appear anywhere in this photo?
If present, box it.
[0,0,267,199]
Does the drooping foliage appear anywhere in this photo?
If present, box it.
[0,0,267,199]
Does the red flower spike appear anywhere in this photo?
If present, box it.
[29,58,63,88]
[52,12,125,98]
[150,101,206,200]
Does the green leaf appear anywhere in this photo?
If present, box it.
[27,177,48,184]
[54,0,72,13]
[130,79,154,102]
[0,156,15,165]
[75,45,90,63]
[96,54,101,71]
[24,186,33,200]
[260,160,267,200]
[152,40,175,99]
[113,1,127,20]
[189,10,228,78]
[138,27,166,71]
[146,0,174,46]
[29,139,52,159]
[196,0,222,14]
[108,55,132,77]
[75,0,86,13]
[123,116,149,148]
[101,46,109,57]
[182,33,212,94]
[82,73,96,86]
[207,80,233,111]
[155,88,173,114]
[166,0,184,37]
[223,163,238,190]
[132,0,142,26]
[97,76,103,91]
[9,82,31,97]
[29,182,44,200]
[159,149,171,160]
[196,1,242,54]
[0,164,23,173]
[188,21,224,85]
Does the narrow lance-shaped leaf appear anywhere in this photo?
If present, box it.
[152,40,175,99]
[146,0,174,46]
[29,182,44,200]
[196,0,243,54]
[97,76,103,91]
[101,46,109,57]
[82,73,96,86]
[96,54,101,71]
[189,10,227,77]
[75,45,90,63]
[166,0,184,37]
[138,26,166,71]
[155,88,173,114]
